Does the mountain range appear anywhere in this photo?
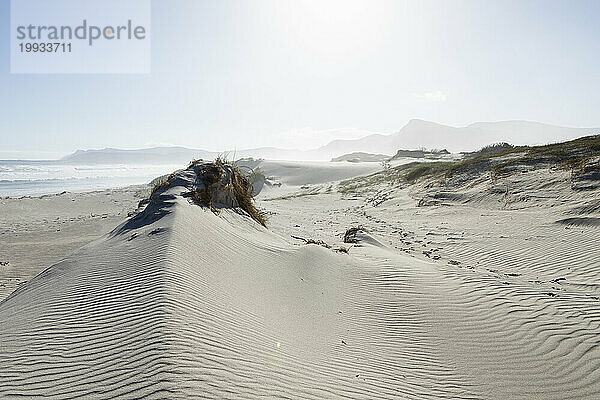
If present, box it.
[60,120,599,163]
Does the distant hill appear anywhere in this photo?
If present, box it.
[60,146,318,164]
[57,120,599,164]
[316,120,599,157]
[331,152,390,163]
[60,147,217,164]
[390,148,450,160]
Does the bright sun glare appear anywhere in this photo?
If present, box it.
[278,0,391,60]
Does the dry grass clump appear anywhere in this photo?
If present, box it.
[291,235,350,254]
[291,235,331,248]
[343,227,369,243]
[230,167,267,227]
[150,178,170,197]
[190,161,223,209]
[148,172,178,202]
[150,179,169,194]
[233,165,267,196]
[190,157,267,227]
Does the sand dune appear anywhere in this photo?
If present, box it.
[262,154,600,398]
[2,156,600,398]
[242,159,383,186]
[0,163,471,398]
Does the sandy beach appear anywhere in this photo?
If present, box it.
[0,187,145,301]
[1,147,599,398]
[4,0,600,397]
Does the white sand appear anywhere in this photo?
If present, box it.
[1,160,599,398]
[0,187,143,301]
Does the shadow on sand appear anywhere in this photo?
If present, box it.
[110,194,176,237]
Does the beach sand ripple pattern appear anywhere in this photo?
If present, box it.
[0,170,475,399]
[2,162,600,398]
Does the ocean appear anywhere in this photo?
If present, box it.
[0,161,180,197]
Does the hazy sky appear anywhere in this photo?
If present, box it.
[1,0,599,159]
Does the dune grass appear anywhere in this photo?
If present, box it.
[343,227,369,243]
[149,172,178,202]
[189,157,267,227]
[338,161,452,193]
[339,135,600,193]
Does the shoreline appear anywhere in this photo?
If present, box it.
[1,183,148,200]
